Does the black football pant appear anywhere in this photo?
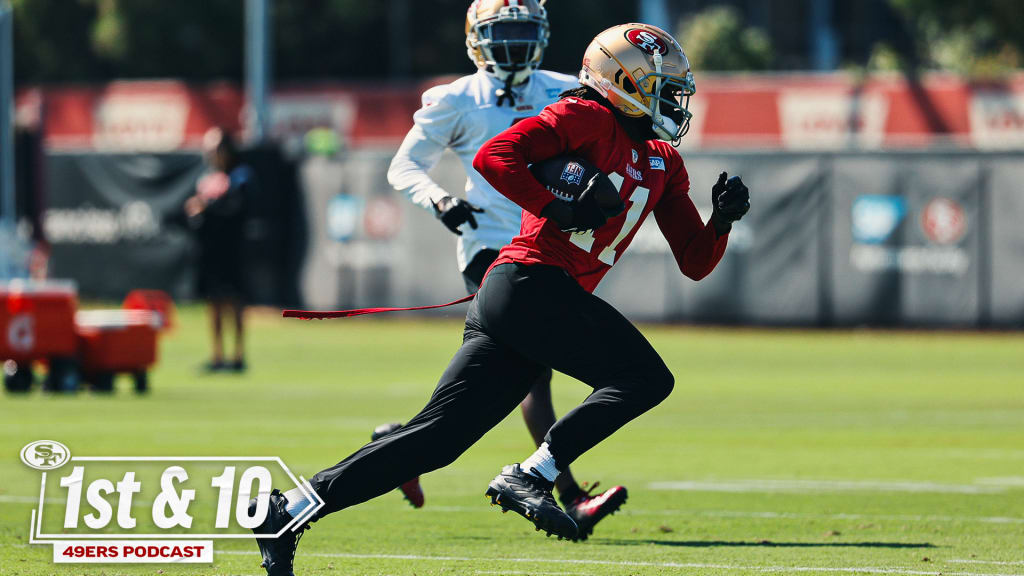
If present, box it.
[461,248,500,294]
[308,262,674,518]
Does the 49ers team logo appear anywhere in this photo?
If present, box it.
[921,198,967,245]
[625,28,668,55]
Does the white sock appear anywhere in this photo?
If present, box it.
[282,485,316,519]
[520,442,560,483]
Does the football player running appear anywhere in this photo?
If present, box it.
[253,23,749,575]
[383,0,627,534]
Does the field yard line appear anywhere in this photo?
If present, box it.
[653,509,1024,525]
[3,495,1019,525]
[0,495,155,507]
[473,565,585,569]
[952,561,1024,567]
[976,477,1024,486]
[422,505,1024,524]
[216,550,1024,576]
[0,496,52,504]
[647,479,1009,494]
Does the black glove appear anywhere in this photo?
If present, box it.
[710,172,750,235]
[433,196,484,236]
[542,173,625,233]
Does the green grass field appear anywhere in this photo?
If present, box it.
[2,306,1023,575]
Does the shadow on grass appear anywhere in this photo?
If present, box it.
[596,539,936,548]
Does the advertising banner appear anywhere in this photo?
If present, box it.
[17,74,1024,151]
[44,153,204,300]
[988,158,1024,327]
[830,155,981,326]
[40,149,1024,327]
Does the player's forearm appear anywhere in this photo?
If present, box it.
[675,222,729,281]
[389,166,449,212]
[388,125,453,211]
[388,151,449,212]
[473,134,557,217]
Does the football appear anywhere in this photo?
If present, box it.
[528,155,622,210]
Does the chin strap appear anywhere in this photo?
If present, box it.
[495,73,517,107]
[650,53,665,128]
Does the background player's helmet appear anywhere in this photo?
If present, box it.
[579,23,696,143]
[466,0,550,85]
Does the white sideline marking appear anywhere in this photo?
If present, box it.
[0,495,59,504]
[647,479,1013,494]
[3,494,1019,524]
[476,571,583,575]
[976,477,1024,487]
[952,561,1024,567]
[423,505,1024,525]
[215,551,1024,576]
[647,509,1024,525]
[0,494,154,506]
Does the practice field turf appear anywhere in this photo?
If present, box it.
[2,306,1023,575]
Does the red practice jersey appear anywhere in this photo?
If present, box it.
[473,97,729,293]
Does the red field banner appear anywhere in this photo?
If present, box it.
[15,73,1024,151]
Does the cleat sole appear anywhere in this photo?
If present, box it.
[486,476,578,540]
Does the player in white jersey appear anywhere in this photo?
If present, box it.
[384,0,627,539]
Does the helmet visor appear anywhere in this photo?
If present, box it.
[477,21,544,69]
[490,21,541,41]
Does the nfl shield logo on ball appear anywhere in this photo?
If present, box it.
[560,162,585,187]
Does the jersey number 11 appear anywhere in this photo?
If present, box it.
[568,173,649,266]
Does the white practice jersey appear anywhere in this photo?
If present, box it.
[388,69,579,271]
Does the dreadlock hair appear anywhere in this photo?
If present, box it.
[558,86,658,144]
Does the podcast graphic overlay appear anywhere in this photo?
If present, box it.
[20,440,323,564]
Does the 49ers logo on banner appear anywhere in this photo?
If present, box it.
[625,29,668,55]
[921,198,967,245]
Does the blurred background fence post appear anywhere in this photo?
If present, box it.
[638,0,670,32]
[245,0,272,144]
[809,0,839,70]
[0,0,16,277]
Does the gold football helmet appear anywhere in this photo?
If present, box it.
[466,0,550,85]
[579,23,696,143]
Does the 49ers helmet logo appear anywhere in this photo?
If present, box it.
[625,28,668,55]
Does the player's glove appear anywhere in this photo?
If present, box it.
[542,173,625,233]
[433,196,485,236]
[710,172,750,235]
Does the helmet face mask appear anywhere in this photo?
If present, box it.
[477,21,544,72]
[467,0,550,85]
[646,70,696,141]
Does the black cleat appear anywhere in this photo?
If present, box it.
[486,464,578,540]
[371,422,425,508]
[251,489,309,576]
[565,482,628,542]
